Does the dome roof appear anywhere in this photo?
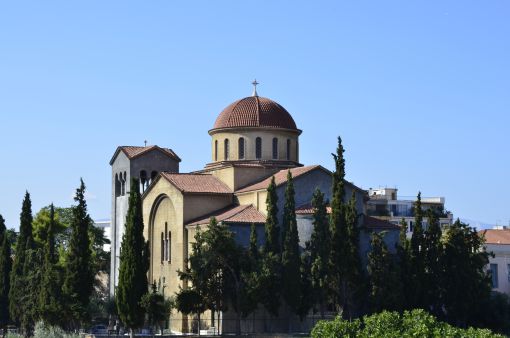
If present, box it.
[212,96,298,131]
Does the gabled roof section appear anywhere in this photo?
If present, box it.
[479,229,510,245]
[110,145,181,165]
[186,204,266,227]
[160,172,231,194]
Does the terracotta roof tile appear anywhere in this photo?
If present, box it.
[186,204,266,227]
[212,96,299,131]
[236,165,321,193]
[160,173,231,194]
[110,145,181,164]
[479,229,510,245]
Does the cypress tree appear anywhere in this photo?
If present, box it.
[116,178,149,338]
[63,179,94,327]
[328,137,348,314]
[309,189,330,318]
[424,209,443,316]
[410,192,425,309]
[39,204,63,326]
[9,192,34,330]
[264,176,280,254]
[21,239,42,336]
[396,218,412,311]
[367,231,401,313]
[0,214,12,331]
[281,171,301,319]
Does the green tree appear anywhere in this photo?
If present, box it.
[443,219,492,327]
[116,178,149,338]
[396,218,412,311]
[21,244,42,336]
[0,214,12,332]
[239,224,261,318]
[281,171,301,320]
[63,179,94,327]
[309,188,330,318]
[141,283,174,334]
[39,204,64,326]
[264,176,280,254]
[9,192,35,334]
[409,192,425,309]
[424,208,443,316]
[367,231,402,313]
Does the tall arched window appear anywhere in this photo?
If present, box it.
[164,222,168,262]
[286,139,291,160]
[238,137,245,159]
[256,137,262,159]
[168,231,172,263]
[140,170,147,192]
[272,138,278,159]
[296,140,299,161]
[161,232,164,263]
[214,140,218,161]
[224,139,230,160]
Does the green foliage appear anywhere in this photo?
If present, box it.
[264,176,280,255]
[367,232,402,313]
[309,188,330,317]
[281,170,301,315]
[175,288,205,316]
[39,204,64,326]
[116,178,149,332]
[311,309,505,338]
[63,179,94,325]
[141,284,174,330]
[32,321,80,338]
[423,209,444,316]
[9,192,34,328]
[409,192,425,309]
[0,214,12,327]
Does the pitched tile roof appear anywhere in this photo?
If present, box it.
[110,145,181,164]
[160,172,231,194]
[236,165,322,193]
[186,204,266,227]
[479,229,510,245]
[212,96,299,131]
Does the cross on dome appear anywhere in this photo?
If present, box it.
[252,79,259,97]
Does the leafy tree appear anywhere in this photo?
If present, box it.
[21,243,42,336]
[443,219,492,327]
[0,214,12,331]
[39,204,64,326]
[281,171,301,319]
[309,188,330,318]
[9,192,35,334]
[116,178,149,338]
[141,283,174,334]
[367,231,402,313]
[396,218,412,311]
[297,249,313,321]
[239,224,261,318]
[63,179,94,327]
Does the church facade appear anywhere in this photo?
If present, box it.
[110,86,399,333]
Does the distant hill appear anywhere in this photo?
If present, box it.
[460,218,496,231]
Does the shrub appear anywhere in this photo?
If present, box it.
[33,321,80,338]
[311,309,505,338]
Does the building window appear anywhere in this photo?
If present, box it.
[224,139,230,160]
[238,137,245,159]
[256,137,262,159]
[164,222,168,262]
[168,231,171,263]
[214,140,218,161]
[272,138,278,159]
[161,232,164,263]
[286,139,291,160]
[296,140,299,161]
[491,263,498,288]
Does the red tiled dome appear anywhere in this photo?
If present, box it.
[212,96,298,131]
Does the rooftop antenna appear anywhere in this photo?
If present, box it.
[252,79,259,97]
[144,140,147,147]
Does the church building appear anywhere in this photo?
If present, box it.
[109,83,399,333]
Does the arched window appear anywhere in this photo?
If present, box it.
[168,231,171,263]
[224,139,230,160]
[115,173,121,197]
[296,140,299,161]
[238,137,245,159]
[272,138,278,159]
[140,170,147,192]
[214,140,218,161]
[161,232,164,263]
[256,137,262,159]
[164,222,168,262]
[286,139,291,160]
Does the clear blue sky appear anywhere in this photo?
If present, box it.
[1,1,509,229]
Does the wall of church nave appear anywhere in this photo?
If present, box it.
[183,194,233,223]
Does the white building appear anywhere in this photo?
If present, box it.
[94,219,112,252]
[479,227,510,294]
[367,187,453,234]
